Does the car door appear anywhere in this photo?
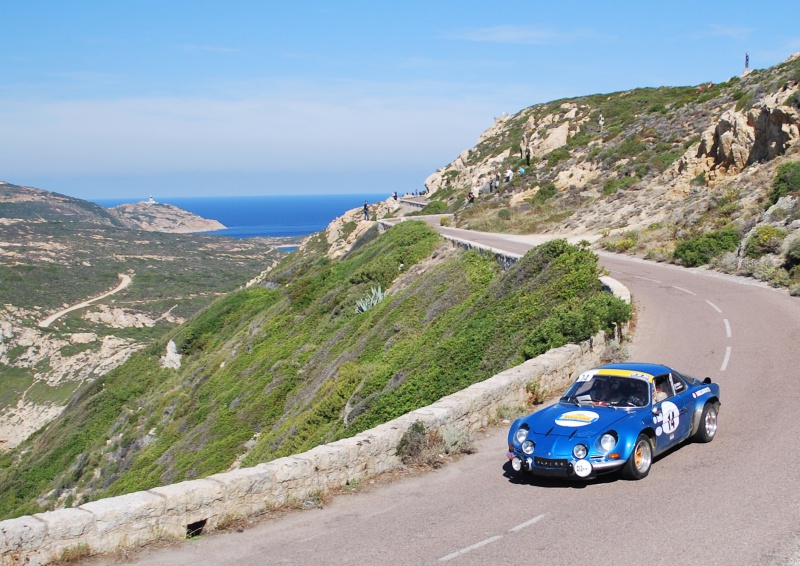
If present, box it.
[668,372,692,441]
[652,373,691,452]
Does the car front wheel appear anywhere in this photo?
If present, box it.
[693,403,718,443]
[621,434,653,480]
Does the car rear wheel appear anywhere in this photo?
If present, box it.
[693,403,718,443]
[621,434,652,480]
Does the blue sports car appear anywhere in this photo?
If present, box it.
[507,363,720,480]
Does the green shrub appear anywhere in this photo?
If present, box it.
[744,225,787,258]
[785,237,800,267]
[545,148,571,167]
[498,209,511,220]
[341,221,357,239]
[768,160,800,206]
[649,151,681,173]
[522,292,632,359]
[418,200,449,215]
[396,421,428,465]
[616,136,648,158]
[603,176,637,195]
[531,182,557,203]
[692,171,707,186]
[407,201,453,216]
[673,228,741,267]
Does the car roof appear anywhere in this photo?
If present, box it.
[589,362,675,381]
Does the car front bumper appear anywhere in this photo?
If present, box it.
[507,451,625,479]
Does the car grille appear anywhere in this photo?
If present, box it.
[534,457,570,468]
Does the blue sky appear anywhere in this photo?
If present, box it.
[2,1,798,200]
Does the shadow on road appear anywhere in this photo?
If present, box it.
[500,443,685,488]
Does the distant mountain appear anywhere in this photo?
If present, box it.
[0,182,123,226]
[110,200,225,233]
[0,183,224,233]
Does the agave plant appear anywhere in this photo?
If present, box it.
[355,286,384,313]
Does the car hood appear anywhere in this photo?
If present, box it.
[522,403,636,438]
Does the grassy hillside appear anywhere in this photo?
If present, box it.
[0,185,297,455]
[0,221,630,518]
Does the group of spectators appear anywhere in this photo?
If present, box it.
[468,165,528,204]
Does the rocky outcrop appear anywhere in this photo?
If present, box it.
[424,103,588,198]
[82,304,184,328]
[0,307,143,450]
[321,198,404,260]
[110,201,225,233]
[161,340,181,369]
[685,82,800,182]
[520,103,584,159]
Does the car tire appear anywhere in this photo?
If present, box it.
[693,403,718,443]
[621,434,653,480]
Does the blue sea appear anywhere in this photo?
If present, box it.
[93,194,388,239]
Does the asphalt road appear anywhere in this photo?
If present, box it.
[87,228,800,566]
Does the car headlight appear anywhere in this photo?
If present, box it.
[514,427,529,444]
[573,444,588,459]
[599,433,617,453]
[522,440,535,455]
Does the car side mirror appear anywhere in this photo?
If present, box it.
[703,377,712,384]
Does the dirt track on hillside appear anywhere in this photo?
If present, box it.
[38,274,132,328]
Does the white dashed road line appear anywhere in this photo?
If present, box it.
[721,346,731,371]
[672,286,696,295]
[724,319,731,338]
[439,514,546,562]
[706,299,722,313]
[439,536,503,562]
[508,514,546,532]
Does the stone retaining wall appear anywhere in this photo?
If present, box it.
[0,233,631,565]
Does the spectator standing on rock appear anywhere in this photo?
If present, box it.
[505,168,513,183]
[525,148,531,167]
[363,200,370,221]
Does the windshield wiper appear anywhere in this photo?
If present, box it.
[560,396,580,406]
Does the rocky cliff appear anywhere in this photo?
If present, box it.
[411,53,800,285]
[110,200,225,233]
[0,183,225,233]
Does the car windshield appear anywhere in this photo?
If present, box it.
[561,374,649,408]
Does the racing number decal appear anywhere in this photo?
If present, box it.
[655,401,680,436]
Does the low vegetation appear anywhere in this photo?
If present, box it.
[674,228,741,267]
[0,222,629,519]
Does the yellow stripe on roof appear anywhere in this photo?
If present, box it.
[594,368,656,381]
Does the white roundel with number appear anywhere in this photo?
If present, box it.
[660,401,680,435]
[573,459,592,477]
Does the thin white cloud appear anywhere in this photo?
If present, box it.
[50,70,125,83]
[707,24,752,40]
[178,44,239,54]
[444,25,613,45]
[0,79,499,177]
